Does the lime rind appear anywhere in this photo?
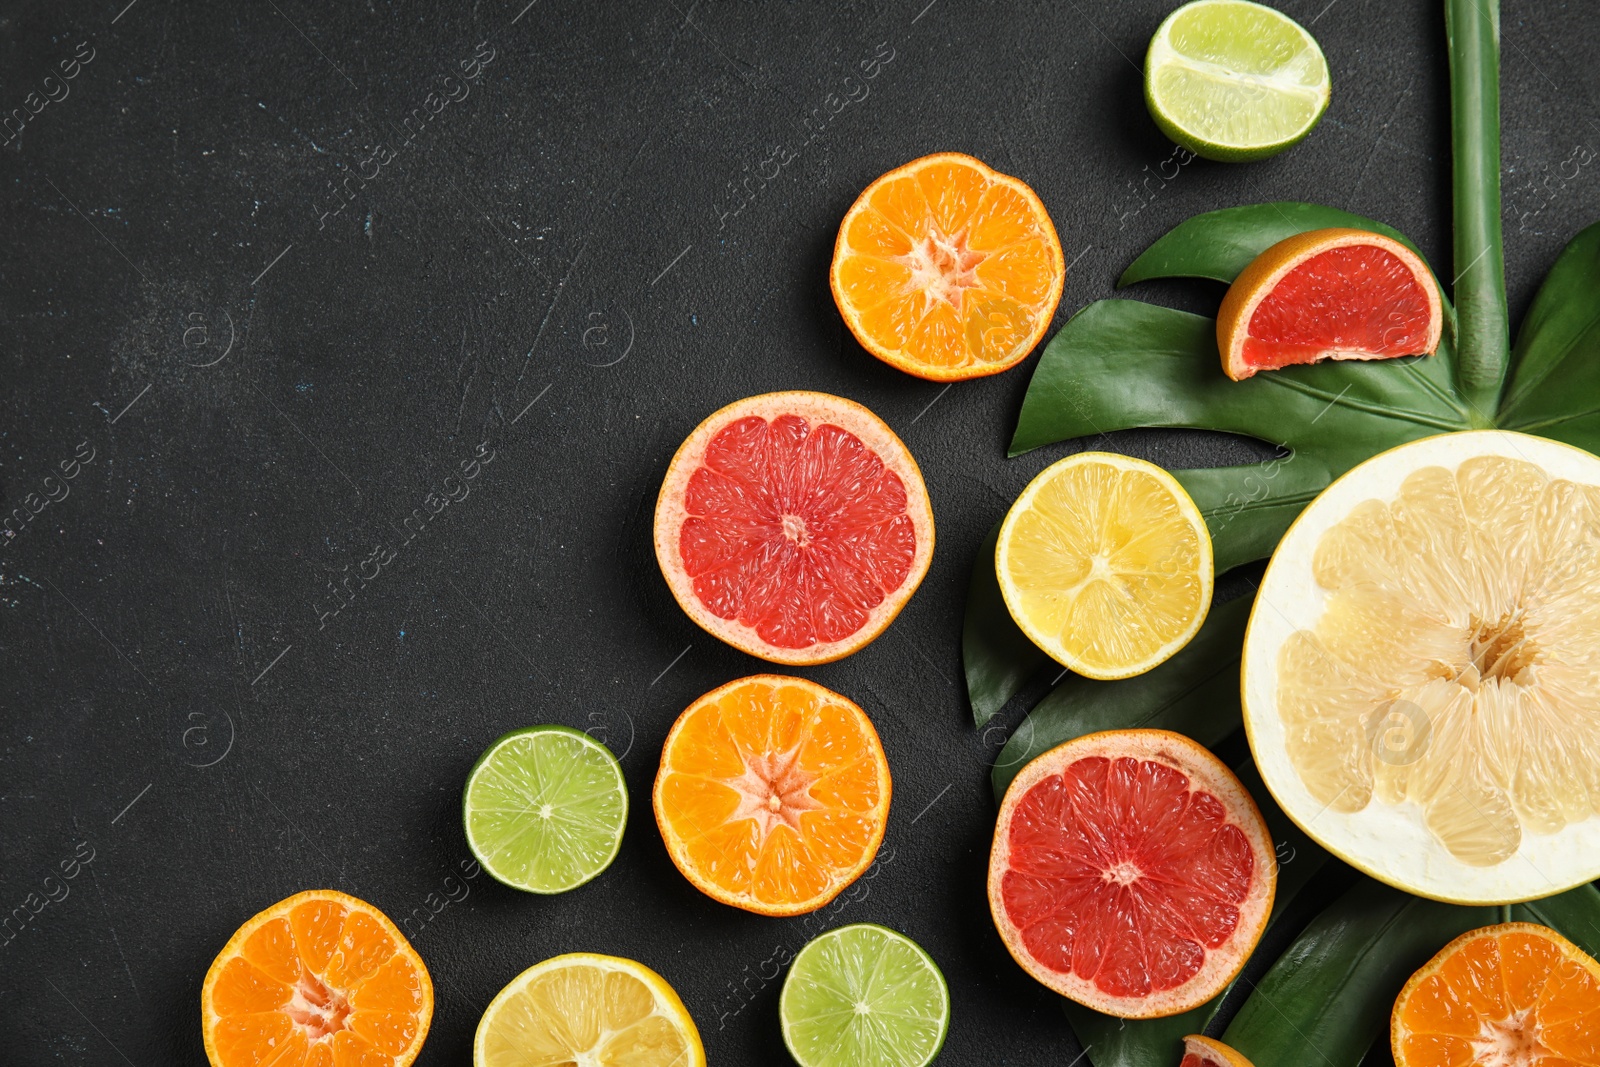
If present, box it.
[1145,0,1331,162]
[462,724,628,894]
[780,923,951,1067]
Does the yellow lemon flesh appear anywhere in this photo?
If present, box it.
[996,452,1212,680]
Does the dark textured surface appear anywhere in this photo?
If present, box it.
[3,0,1598,1063]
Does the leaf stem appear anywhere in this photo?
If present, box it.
[1446,0,1510,420]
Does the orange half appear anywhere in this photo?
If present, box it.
[653,675,891,916]
[202,889,433,1067]
[1392,922,1600,1067]
[831,152,1065,381]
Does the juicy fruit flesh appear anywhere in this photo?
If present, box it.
[1244,245,1432,370]
[207,896,428,1067]
[1394,927,1600,1067]
[783,925,947,1067]
[1280,456,1600,866]
[680,413,915,651]
[1152,0,1327,149]
[478,963,693,1067]
[1003,459,1206,673]
[999,755,1256,999]
[836,158,1058,371]
[657,679,886,910]
[465,731,625,891]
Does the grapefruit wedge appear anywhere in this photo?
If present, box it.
[654,391,934,665]
[1217,227,1442,381]
[988,729,1275,1018]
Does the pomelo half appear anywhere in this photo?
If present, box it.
[987,729,1275,1018]
[654,391,934,665]
[1216,227,1442,381]
[1243,430,1600,904]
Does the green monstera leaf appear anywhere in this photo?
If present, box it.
[965,3,1600,1063]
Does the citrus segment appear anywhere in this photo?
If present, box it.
[202,890,432,1067]
[462,725,628,894]
[1182,1034,1257,1067]
[1217,228,1443,380]
[831,152,1064,380]
[473,953,704,1067]
[655,392,934,665]
[779,924,950,1067]
[653,675,891,915]
[1145,0,1330,162]
[1243,430,1600,903]
[996,452,1213,680]
[988,730,1275,1018]
[1391,923,1600,1067]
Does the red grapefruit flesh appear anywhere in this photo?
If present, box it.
[987,729,1275,1018]
[1217,227,1443,381]
[654,391,935,665]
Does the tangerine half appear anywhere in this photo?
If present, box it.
[831,152,1065,380]
[653,675,891,916]
[988,729,1275,1018]
[201,889,432,1067]
[1392,922,1600,1067]
[654,391,934,665]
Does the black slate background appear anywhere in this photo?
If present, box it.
[4,0,1599,1063]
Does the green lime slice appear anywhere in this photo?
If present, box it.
[1145,0,1331,162]
[779,923,950,1067]
[462,725,627,894]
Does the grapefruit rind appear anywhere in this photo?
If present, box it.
[830,151,1065,382]
[995,452,1214,681]
[654,391,935,666]
[987,729,1276,1019]
[1217,228,1443,381]
[1242,430,1600,905]
[1183,1034,1258,1067]
[652,674,892,917]
[201,888,434,1067]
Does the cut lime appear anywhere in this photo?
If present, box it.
[462,725,627,894]
[1145,0,1330,162]
[779,923,950,1067]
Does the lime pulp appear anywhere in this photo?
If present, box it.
[462,725,627,894]
[779,923,950,1067]
[1144,0,1331,163]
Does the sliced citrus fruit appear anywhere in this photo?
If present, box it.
[462,725,628,894]
[780,923,950,1067]
[996,451,1213,680]
[1183,1035,1257,1067]
[988,729,1275,1018]
[1392,923,1600,1067]
[202,889,432,1067]
[831,152,1064,380]
[653,674,891,916]
[474,953,704,1067]
[1217,227,1443,380]
[1145,0,1331,162]
[1243,430,1600,903]
[654,391,934,665]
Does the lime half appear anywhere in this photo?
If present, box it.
[463,725,627,893]
[1145,0,1330,162]
[779,923,950,1067]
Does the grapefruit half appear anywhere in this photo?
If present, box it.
[654,391,934,665]
[988,729,1275,1018]
[1216,227,1443,381]
[1183,1035,1257,1067]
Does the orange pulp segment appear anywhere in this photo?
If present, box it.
[653,675,891,916]
[202,889,432,1067]
[831,152,1065,381]
[1392,922,1600,1067]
